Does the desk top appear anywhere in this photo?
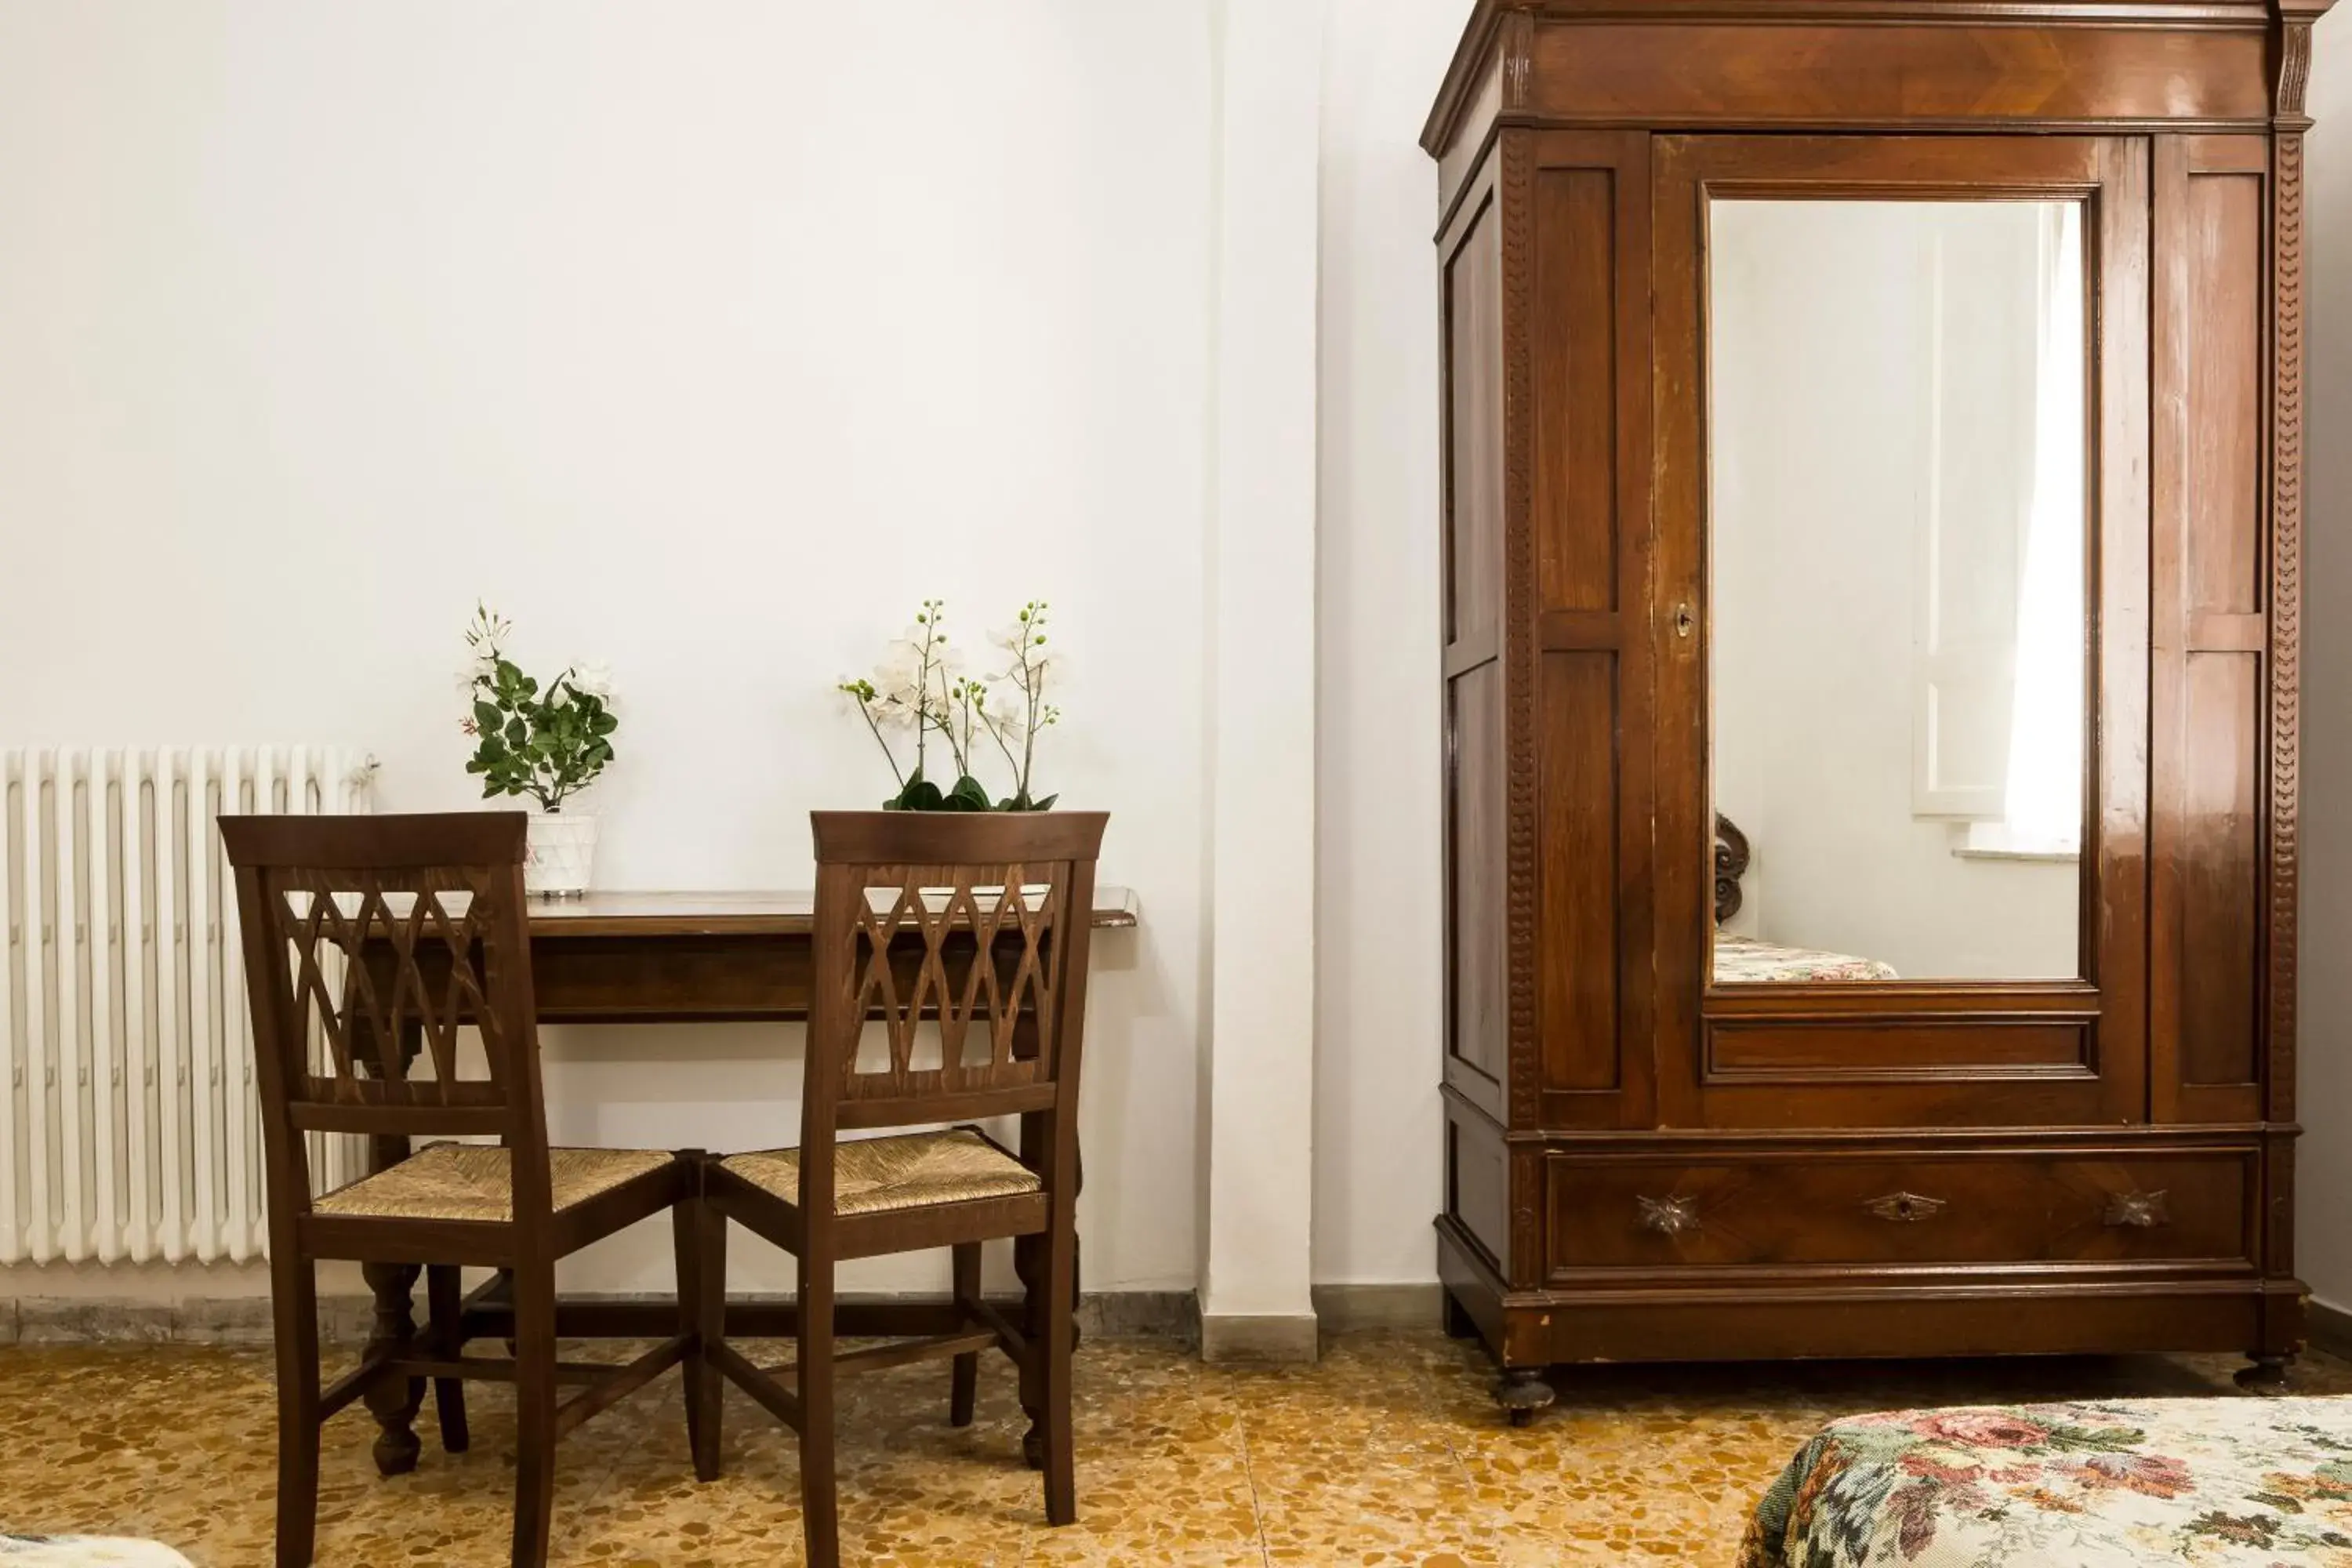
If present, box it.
[525,886,1139,938]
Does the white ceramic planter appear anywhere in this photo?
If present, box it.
[524,811,598,898]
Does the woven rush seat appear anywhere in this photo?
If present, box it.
[312,1142,673,1223]
[720,1127,1039,1217]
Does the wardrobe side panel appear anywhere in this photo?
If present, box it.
[1443,168,1510,1123]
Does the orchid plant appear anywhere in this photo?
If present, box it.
[458,604,618,812]
[839,599,1062,811]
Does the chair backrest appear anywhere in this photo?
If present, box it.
[220,811,550,1218]
[804,811,1109,1160]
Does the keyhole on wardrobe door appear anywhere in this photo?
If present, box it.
[1674,601,1696,639]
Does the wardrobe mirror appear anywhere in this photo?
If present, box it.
[1708,197,2088,985]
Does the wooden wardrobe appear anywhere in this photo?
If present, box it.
[1424,0,2330,1420]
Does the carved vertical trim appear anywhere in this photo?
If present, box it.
[2263,125,2304,1292]
[1497,130,1542,1286]
[2268,129,2302,1138]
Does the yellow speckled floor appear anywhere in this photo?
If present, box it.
[0,1330,2342,1565]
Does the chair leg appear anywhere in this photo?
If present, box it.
[510,1264,560,1568]
[271,1250,321,1568]
[1014,1231,1047,1470]
[949,1241,980,1428]
[425,1265,469,1454]
[1039,1218,1078,1527]
[798,1249,840,1568]
[675,1157,724,1483]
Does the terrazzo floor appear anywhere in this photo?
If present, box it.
[1,1330,2343,1565]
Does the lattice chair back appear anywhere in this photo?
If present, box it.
[804,811,1109,1144]
[220,812,551,1221]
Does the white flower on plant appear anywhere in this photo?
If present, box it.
[456,604,619,813]
[874,637,927,699]
[978,685,1029,741]
[569,660,615,703]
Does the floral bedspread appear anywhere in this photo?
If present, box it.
[1716,934,1900,984]
[1741,1397,2352,1566]
[0,1541,190,1566]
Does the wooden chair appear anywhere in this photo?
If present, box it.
[699,810,1109,1568]
[220,812,713,1568]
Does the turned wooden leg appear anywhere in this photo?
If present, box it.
[2238,1352,2295,1391]
[360,1260,425,1476]
[355,1011,426,1476]
[1497,1367,1555,1428]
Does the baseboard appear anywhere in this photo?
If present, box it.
[1312,1283,1443,1334]
[0,1290,1199,1348]
[1200,1310,1320,1364]
[2308,1297,2352,1360]
[4,1295,377,1347]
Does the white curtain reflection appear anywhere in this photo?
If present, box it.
[1992,205,2086,855]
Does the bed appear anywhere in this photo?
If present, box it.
[1740,1396,2352,1567]
[1716,933,1901,984]
[1712,815,1900,983]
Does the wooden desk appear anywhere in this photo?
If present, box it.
[358,886,1138,1475]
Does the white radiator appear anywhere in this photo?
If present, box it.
[0,747,374,1266]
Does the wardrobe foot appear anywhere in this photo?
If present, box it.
[1497,1369,1555,1427]
[2236,1353,2294,1392]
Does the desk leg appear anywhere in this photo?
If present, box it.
[361,1258,425,1475]
[358,1016,426,1478]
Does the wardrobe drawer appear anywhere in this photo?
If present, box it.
[1546,1149,2256,1275]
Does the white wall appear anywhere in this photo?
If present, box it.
[2296,3,2352,1318]
[0,1,1217,1298]
[1311,0,1460,1288]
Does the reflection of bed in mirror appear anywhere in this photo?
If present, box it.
[1711,813,1899,983]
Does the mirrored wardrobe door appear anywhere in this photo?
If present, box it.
[1650,135,2148,1128]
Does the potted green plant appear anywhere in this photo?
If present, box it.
[458,604,618,896]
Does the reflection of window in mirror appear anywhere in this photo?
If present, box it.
[1708,198,2086,984]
